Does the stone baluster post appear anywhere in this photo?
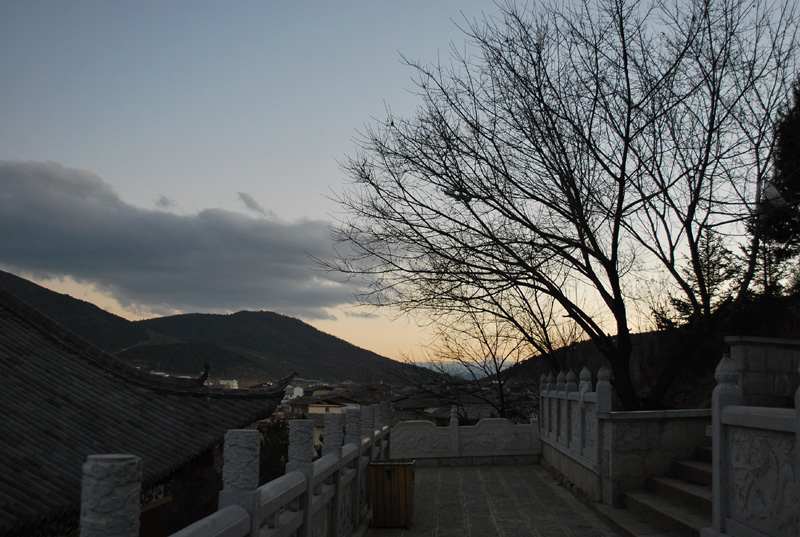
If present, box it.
[539,374,548,436]
[371,404,384,460]
[344,408,363,531]
[380,402,392,459]
[710,354,743,533]
[595,366,612,413]
[344,408,362,447]
[449,405,461,456]
[218,429,261,537]
[361,405,375,461]
[286,420,315,537]
[322,413,345,458]
[547,373,556,435]
[322,413,345,537]
[80,454,142,537]
[579,367,592,453]
[556,371,566,444]
[596,365,612,497]
[566,370,577,449]
[796,361,800,523]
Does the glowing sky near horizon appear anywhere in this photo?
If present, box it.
[0,1,496,360]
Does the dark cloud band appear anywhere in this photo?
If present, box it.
[0,160,347,319]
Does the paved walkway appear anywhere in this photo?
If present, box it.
[366,465,624,537]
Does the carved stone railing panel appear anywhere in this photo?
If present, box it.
[391,414,540,462]
[539,368,605,466]
[390,421,452,457]
[727,427,798,537]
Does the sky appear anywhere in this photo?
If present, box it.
[0,1,498,360]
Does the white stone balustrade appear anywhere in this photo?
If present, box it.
[79,409,391,537]
[390,406,540,466]
[539,366,610,471]
[701,354,800,537]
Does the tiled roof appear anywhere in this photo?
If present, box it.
[0,289,289,537]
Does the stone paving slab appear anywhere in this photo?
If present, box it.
[366,465,625,537]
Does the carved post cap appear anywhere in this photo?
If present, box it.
[223,429,261,491]
[597,366,611,382]
[556,371,566,391]
[579,366,591,384]
[713,354,743,402]
[566,370,578,393]
[80,454,142,537]
[540,373,548,389]
[288,420,315,465]
[323,413,345,449]
[596,365,612,413]
[714,353,739,385]
[547,372,556,391]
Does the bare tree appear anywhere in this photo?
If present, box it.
[329,0,798,409]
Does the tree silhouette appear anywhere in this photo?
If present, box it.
[329,0,798,409]
[757,74,800,291]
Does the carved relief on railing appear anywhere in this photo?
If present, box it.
[570,400,581,448]
[311,503,329,537]
[728,429,798,537]
[80,454,143,537]
[223,429,261,491]
[584,405,597,454]
[390,421,451,455]
[459,419,534,453]
[339,479,354,536]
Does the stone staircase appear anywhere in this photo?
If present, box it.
[596,444,712,537]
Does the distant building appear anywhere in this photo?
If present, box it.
[217,379,239,389]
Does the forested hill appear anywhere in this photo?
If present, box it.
[0,269,406,383]
[0,269,148,352]
[136,311,407,383]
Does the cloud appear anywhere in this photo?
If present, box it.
[155,195,176,209]
[237,192,268,216]
[0,161,349,319]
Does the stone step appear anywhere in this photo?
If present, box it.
[623,489,711,537]
[695,445,712,463]
[594,503,675,537]
[672,459,712,486]
[647,475,712,512]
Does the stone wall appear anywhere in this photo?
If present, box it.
[390,409,540,466]
[600,410,710,505]
[726,336,800,408]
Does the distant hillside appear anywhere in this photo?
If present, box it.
[0,269,407,384]
[118,342,294,381]
[0,269,148,352]
[138,311,408,383]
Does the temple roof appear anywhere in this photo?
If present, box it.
[0,289,290,536]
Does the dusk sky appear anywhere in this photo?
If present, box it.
[0,1,495,360]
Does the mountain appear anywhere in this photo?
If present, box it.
[0,269,406,384]
[0,269,148,352]
[136,311,405,383]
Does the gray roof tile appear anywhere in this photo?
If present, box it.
[0,289,289,536]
